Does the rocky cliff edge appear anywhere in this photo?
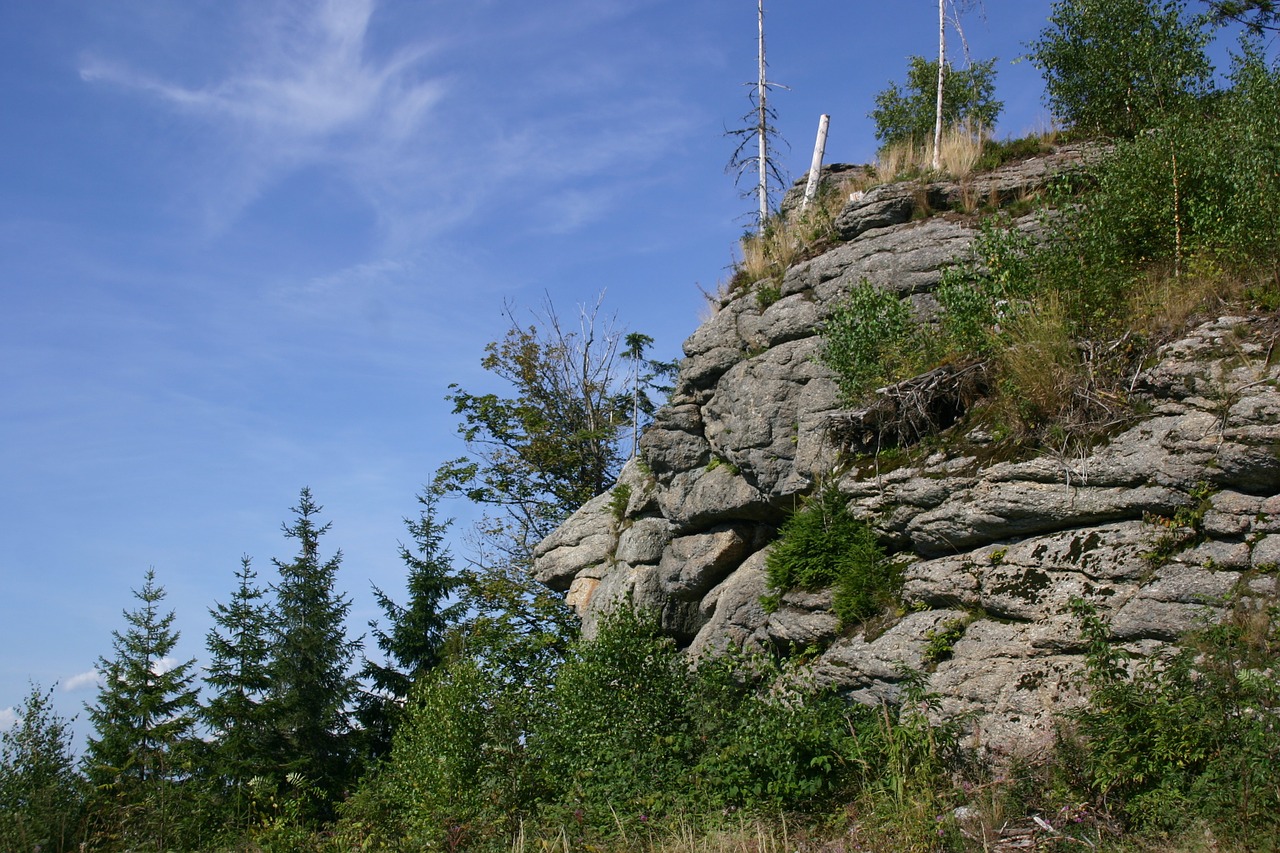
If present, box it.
[532,148,1280,755]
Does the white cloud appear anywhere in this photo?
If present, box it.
[83,0,444,139]
[79,0,447,230]
[63,669,102,693]
[75,0,701,242]
[0,706,16,733]
[151,656,179,676]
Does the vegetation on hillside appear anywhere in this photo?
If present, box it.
[4,2,1280,850]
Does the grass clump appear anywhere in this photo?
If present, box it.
[875,122,989,182]
[764,488,901,627]
[729,175,871,299]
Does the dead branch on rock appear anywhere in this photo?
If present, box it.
[826,362,989,454]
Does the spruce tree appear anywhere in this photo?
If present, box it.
[0,682,84,851]
[358,485,463,756]
[266,487,360,809]
[203,555,273,823]
[83,568,199,850]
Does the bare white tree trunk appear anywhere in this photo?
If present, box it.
[757,0,769,225]
[933,0,945,171]
[801,114,831,212]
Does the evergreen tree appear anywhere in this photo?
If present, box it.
[202,554,273,824]
[358,485,464,757]
[0,682,85,852]
[83,568,199,850]
[266,487,360,810]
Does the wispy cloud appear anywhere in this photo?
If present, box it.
[0,706,15,732]
[79,0,446,232]
[76,0,702,245]
[63,669,102,693]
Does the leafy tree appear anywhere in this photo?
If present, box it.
[441,297,631,555]
[358,484,464,758]
[202,555,273,826]
[1028,0,1213,138]
[266,487,361,811]
[0,682,85,852]
[83,568,200,850]
[870,55,1002,147]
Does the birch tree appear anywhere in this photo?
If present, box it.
[933,0,984,168]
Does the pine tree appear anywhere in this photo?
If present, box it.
[358,485,464,757]
[266,487,360,810]
[202,554,273,823]
[0,682,84,852]
[83,568,199,850]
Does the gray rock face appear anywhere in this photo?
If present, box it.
[532,147,1280,755]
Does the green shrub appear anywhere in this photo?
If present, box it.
[936,218,1039,358]
[765,488,901,626]
[975,133,1057,172]
[608,483,631,522]
[819,279,928,404]
[529,607,693,821]
[1067,597,1280,835]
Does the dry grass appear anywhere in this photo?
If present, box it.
[875,123,987,181]
[506,815,797,853]
[1127,257,1244,341]
[995,292,1082,428]
[729,175,861,300]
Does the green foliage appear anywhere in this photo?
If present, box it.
[345,606,960,849]
[922,617,971,665]
[358,484,464,759]
[343,623,559,849]
[531,608,693,820]
[608,483,632,522]
[974,133,1057,172]
[932,42,1280,437]
[1205,0,1280,32]
[83,568,201,851]
[0,683,85,852]
[1028,0,1213,138]
[1067,597,1280,835]
[818,278,928,404]
[266,488,361,814]
[441,299,633,554]
[871,55,1004,146]
[202,554,274,832]
[936,219,1039,357]
[765,488,901,626]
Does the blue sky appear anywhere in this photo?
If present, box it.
[0,0,1251,741]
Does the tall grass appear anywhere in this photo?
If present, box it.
[875,122,987,181]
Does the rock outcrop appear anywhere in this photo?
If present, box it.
[533,148,1280,756]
